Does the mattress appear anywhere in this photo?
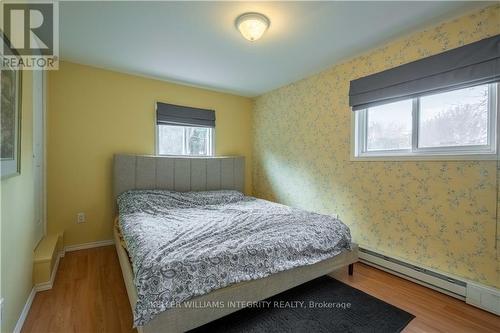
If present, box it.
[117,190,352,327]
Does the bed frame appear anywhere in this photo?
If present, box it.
[113,154,359,333]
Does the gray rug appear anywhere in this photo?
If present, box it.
[190,276,415,333]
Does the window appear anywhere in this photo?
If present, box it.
[157,124,214,156]
[155,102,215,156]
[366,99,412,151]
[354,83,498,159]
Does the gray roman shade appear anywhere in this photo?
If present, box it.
[349,34,500,111]
[156,102,216,127]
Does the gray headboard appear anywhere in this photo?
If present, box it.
[113,154,245,199]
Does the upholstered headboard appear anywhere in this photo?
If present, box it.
[113,154,245,200]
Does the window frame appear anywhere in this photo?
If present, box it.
[352,83,499,161]
[155,124,215,157]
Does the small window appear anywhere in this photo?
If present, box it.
[354,83,498,160]
[157,125,214,156]
[155,102,215,156]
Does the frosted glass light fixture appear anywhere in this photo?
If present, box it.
[235,12,270,42]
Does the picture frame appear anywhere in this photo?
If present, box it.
[1,34,23,179]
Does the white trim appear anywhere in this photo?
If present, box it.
[359,249,466,300]
[351,152,499,161]
[411,97,419,152]
[63,239,114,253]
[211,128,216,156]
[34,251,64,292]
[156,124,215,157]
[33,69,46,248]
[154,101,216,157]
[466,282,500,315]
[352,83,499,161]
[359,246,500,315]
[13,288,36,333]
[13,240,114,331]
[34,239,114,291]
[42,70,48,238]
[0,297,4,327]
[154,101,159,155]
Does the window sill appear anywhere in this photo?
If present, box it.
[350,153,498,162]
[156,154,215,158]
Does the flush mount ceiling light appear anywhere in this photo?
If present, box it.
[235,12,270,42]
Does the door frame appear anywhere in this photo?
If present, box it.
[33,69,47,248]
[42,70,47,238]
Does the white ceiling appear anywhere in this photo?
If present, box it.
[60,1,492,97]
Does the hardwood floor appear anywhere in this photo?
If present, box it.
[22,246,500,333]
[22,246,136,333]
[334,263,500,333]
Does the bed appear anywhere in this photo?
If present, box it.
[113,154,359,333]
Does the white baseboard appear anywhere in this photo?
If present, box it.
[13,239,115,332]
[466,282,500,315]
[13,287,36,333]
[34,251,64,292]
[33,239,114,291]
[359,247,500,315]
[64,239,114,253]
[359,248,466,300]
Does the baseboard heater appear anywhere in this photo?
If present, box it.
[359,248,500,315]
[359,247,468,299]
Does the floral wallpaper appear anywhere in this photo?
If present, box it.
[253,5,500,288]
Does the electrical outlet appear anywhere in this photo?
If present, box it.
[77,212,86,223]
[332,213,339,219]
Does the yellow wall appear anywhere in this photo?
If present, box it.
[1,71,36,332]
[253,5,500,288]
[47,61,253,246]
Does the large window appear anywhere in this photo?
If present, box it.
[157,125,214,156]
[354,83,498,159]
